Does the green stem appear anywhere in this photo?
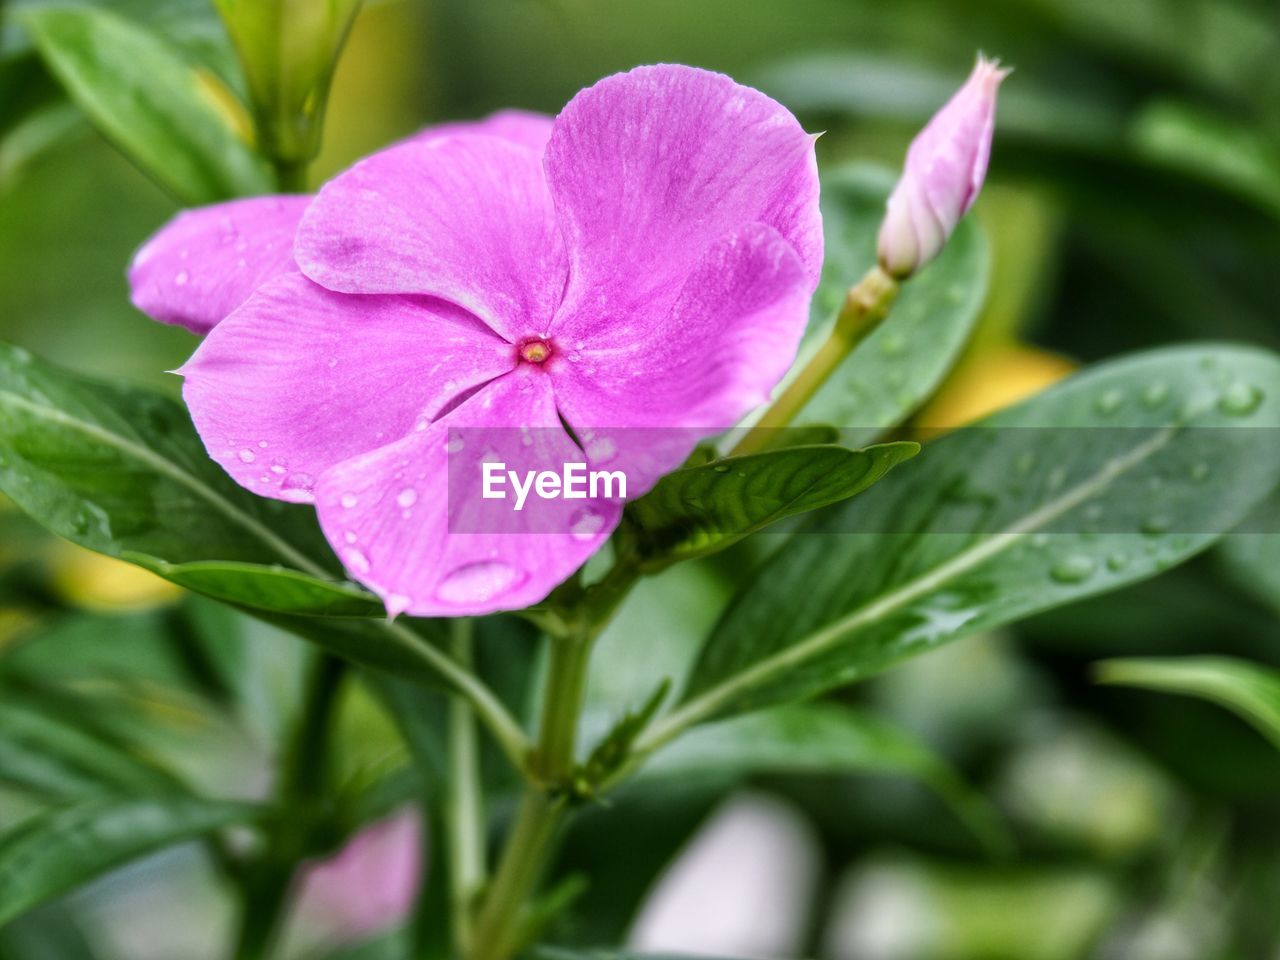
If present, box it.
[466,618,599,960]
[380,619,531,772]
[232,655,346,960]
[446,619,486,954]
[272,156,309,193]
[467,790,566,960]
[732,265,899,456]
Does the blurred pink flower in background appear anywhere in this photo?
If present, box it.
[294,808,423,944]
[878,55,1008,279]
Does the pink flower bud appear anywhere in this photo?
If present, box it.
[877,55,1009,279]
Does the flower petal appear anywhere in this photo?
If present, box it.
[180,272,514,503]
[295,135,566,342]
[315,369,618,617]
[551,222,811,493]
[406,108,553,153]
[544,64,822,343]
[128,195,309,334]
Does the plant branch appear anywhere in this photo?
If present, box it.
[446,619,486,954]
[732,265,899,456]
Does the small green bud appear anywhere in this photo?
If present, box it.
[212,0,363,174]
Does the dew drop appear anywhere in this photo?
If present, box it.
[340,493,359,509]
[1142,515,1170,535]
[397,488,418,509]
[1050,554,1097,584]
[270,464,287,476]
[344,531,358,545]
[879,332,906,356]
[281,472,314,495]
[1218,382,1264,417]
[174,270,189,286]
[586,436,618,463]
[569,508,607,541]
[238,448,256,463]
[446,436,465,454]
[1190,461,1210,482]
[1106,553,1130,572]
[385,593,412,619]
[1095,388,1124,414]
[1142,381,1169,408]
[436,561,522,605]
[344,548,370,574]
[712,464,731,473]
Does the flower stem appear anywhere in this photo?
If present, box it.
[233,654,346,960]
[272,157,309,193]
[732,265,899,456]
[465,617,599,960]
[446,619,486,954]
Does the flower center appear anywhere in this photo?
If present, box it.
[518,337,552,364]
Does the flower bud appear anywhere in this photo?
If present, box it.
[212,0,363,168]
[877,55,1008,279]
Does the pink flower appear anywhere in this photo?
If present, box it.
[877,55,1008,279]
[128,110,554,334]
[294,809,422,944]
[130,65,822,616]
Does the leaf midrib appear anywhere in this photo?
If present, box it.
[648,425,1180,744]
[0,388,326,577]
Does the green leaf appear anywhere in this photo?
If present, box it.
[1097,656,1280,752]
[20,5,270,203]
[797,165,988,445]
[626,441,919,570]
[638,703,1010,854]
[1218,489,1280,614]
[0,695,180,798]
[0,341,345,593]
[677,344,1280,722]
[1130,101,1280,218]
[125,555,383,618]
[0,796,259,927]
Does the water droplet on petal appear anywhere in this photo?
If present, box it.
[436,561,522,605]
[569,508,607,541]
[344,548,370,574]
[397,488,418,508]
[446,437,465,454]
[270,464,287,476]
[586,436,617,463]
[1050,554,1097,584]
[344,531,358,544]
[282,472,314,495]
[1218,382,1264,416]
[340,493,359,509]
[174,270,189,286]
[238,449,256,463]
